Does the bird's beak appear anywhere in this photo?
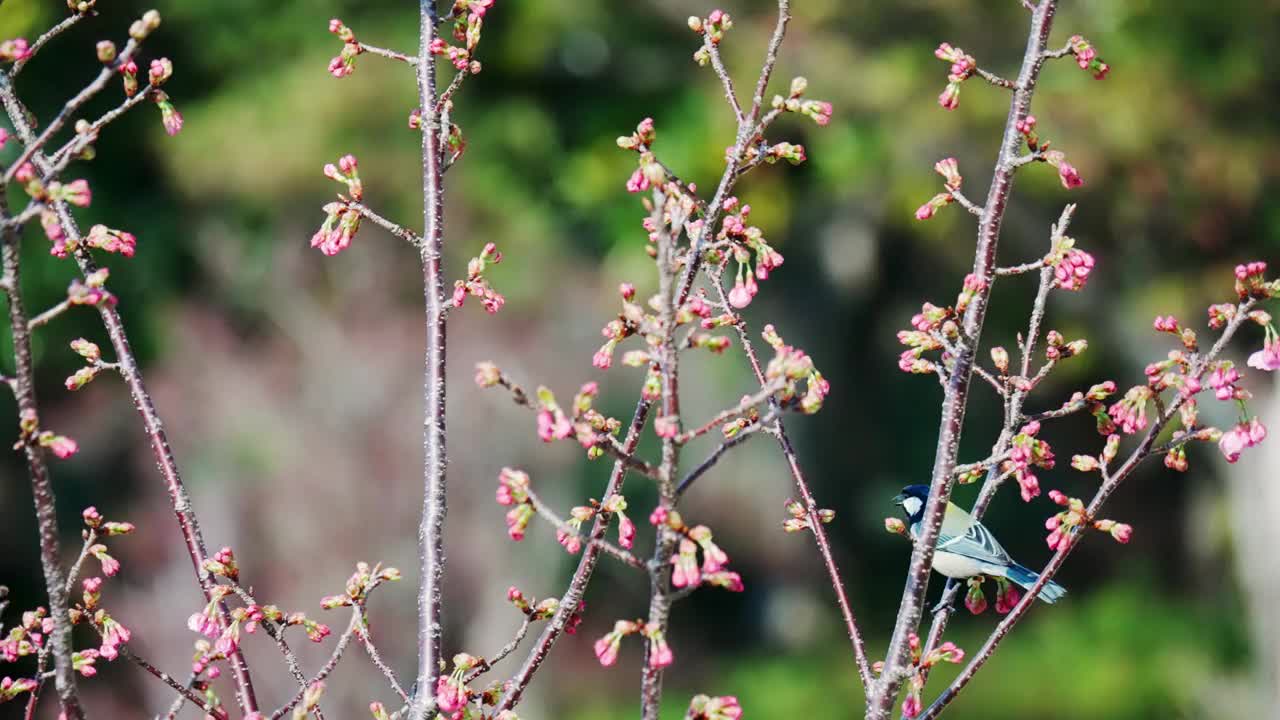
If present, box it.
[892,493,906,506]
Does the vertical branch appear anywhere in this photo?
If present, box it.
[1,214,84,720]
[920,205,1075,669]
[0,72,262,715]
[410,1,449,718]
[641,193,680,720]
[871,2,1059,715]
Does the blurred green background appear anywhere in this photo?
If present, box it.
[1,0,1277,718]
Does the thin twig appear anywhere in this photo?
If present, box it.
[270,608,362,720]
[361,43,419,65]
[357,615,410,703]
[675,411,777,498]
[464,617,532,683]
[118,645,228,720]
[11,13,85,77]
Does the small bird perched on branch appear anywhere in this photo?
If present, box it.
[892,484,1066,603]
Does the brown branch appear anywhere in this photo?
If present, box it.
[347,201,424,249]
[118,645,228,720]
[0,63,263,717]
[357,618,410,703]
[870,3,1061,715]
[523,488,647,571]
[1,192,84,720]
[409,2,449,717]
[11,13,85,77]
[676,410,777,498]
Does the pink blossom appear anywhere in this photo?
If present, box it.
[647,631,673,668]
[938,82,960,110]
[617,513,635,549]
[1054,249,1095,291]
[435,676,468,714]
[1057,161,1084,188]
[626,168,650,193]
[914,202,936,221]
[1218,426,1249,463]
[49,436,78,459]
[671,539,701,588]
[1110,523,1133,544]
[536,410,571,442]
[902,694,922,719]
[593,634,621,666]
[994,581,1021,614]
[1208,364,1241,400]
[1248,337,1280,372]
[964,582,987,615]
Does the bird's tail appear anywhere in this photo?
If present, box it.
[1004,562,1067,604]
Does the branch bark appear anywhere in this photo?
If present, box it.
[1,202,84,720]
[0,67,262,716]
[869,3,1060,716]
[409,1,449,717]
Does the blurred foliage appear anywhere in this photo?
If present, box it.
[0,0,1275,717]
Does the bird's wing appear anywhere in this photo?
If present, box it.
[937,519,1012,565]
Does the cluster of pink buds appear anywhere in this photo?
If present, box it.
[0,676,38,702]
[1234,261,1279,299]
[652,510,742,592]
[81,506,135,536]
[685,694,743,720]
[0,38,31,63]
[318,561,402,609]
[1052,244,1094,292]
[787,498,836,533]
[878,632,966,717]
[617,118,665,194]
[1108,385,1153,434]
[507,586,583,631]
[0,608,50,664]
[84,224,138,257]
[495,467,534,540]
[765,76,832,126]
[934,43,976,110]
[1248,324,1280,371]
[434,653,479,719]
[202,546,240,582]
[452,242,505,313]
[915,157,967,221]
[311,155,364,256]
[593,619,642,667]
[1044,489,1088,550]
[1091,518,1134,544]
[1218,418,1267,464]
[1043,150,1083,189]
[16,164,91,209]
[591,289,642,370]
[1004,421,1054,501]
[326,19,361,77]
[762,325,828,413]
[428,1,494,74]
[689,9,733,62]
[718,198,784,308]
[1067,35,1110,79]
[68,269,114,307]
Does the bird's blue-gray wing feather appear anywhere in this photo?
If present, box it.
[937,521,1011,565]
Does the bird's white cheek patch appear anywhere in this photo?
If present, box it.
[902,497,923,517]
[931,552,983,579]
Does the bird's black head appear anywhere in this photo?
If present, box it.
[892,484,930,524]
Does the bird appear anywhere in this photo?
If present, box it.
[892,484,1066,604]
